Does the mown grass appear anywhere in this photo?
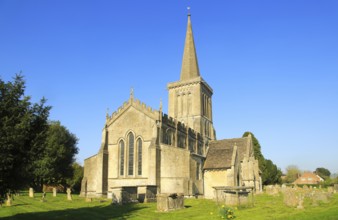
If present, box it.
[0,192,338,219]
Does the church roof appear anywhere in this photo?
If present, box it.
[203,137,251,170]
[180,14,200,81]
[204,145,234,169]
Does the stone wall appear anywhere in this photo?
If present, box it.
[203,170,228,199]
[160,145,190,194]
[81,154,98,197]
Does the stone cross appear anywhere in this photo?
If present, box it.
[53,188,57,197]
[66,188,72,201]
[29,188,34,198]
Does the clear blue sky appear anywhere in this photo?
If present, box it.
[1,0,337,174]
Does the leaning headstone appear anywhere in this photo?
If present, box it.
[53,188,57,197]
[67,188,72,201]
[29,188,34,198]
[41,192,46,202]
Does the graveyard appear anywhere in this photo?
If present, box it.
[1,187,338,220]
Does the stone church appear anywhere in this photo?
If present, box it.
[80,13,261,201]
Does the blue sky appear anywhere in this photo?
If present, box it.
[1,0,337,174]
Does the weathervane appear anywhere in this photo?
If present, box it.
[187,6,191,16]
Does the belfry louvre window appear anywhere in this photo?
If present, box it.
[137,139,142,175]
[119,140,125,176]
[128,133,134,175]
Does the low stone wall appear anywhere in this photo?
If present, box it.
[157,193,184,212]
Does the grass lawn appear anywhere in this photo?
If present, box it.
[0,192,338,219]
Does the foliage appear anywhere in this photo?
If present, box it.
[242,132,282,185]
[0,74,78,196]
[219,205,236,219]
[66,162,84,193]
[315,167,331,180]
[33,121,78,188]
[262,159,282,185]
[0,75,51,196]
[284,165,301,183]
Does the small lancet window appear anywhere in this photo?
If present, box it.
[128,133,134,176]
[137,139,142,175]
[119,140,125,176]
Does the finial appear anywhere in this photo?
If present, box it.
[130,87,134,100]
[106,108,110,118]
[187,6,191,16]
[159,98,163,112]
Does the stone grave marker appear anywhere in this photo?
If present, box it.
[67,188,72,201]
[29,188,34,198]
[6,193,12,206]
[41,192,46,202]
[53,188,57,197]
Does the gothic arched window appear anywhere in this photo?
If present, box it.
[137,139,142,176]
[119,140,125,176]
[128,132,134,176]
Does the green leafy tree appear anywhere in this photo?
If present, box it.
[315,167,331,180]
[33,121,78,189]
[242,132,281,185]
[263,159,283,185]
[285,165,301,183]
[66,162,84,193]
[0,74,79,196]
[0,75,51,195]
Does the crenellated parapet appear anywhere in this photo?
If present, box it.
[160,112,206,156]
[106,97,160,125]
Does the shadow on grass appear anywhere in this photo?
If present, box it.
[1,203,147,220]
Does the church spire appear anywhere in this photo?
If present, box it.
[180,11,200,81]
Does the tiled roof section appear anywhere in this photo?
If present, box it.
[203,145,234,169]
[208,137,250,161]
[203,137,251,170]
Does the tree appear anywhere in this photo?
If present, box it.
[285,165,301,183]
[263,159,283,185]
[242,132,282,185]
[0,74,79,197]
[33,121,78,189]
[315,167,331,180]
[66,162,84,193]
[0,75,51,196]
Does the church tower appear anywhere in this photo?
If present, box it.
[167,13,216,141]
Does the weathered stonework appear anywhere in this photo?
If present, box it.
[80,13,261,201]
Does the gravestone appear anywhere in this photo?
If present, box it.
[334,184,338,192]
[157,193,184,212]
[53,188,57,197]
[6,193,12,206]
[41,192,46,202]
[29,188,34,198]
[283,188,298,207]
[296,194,304,209]
[67,188,72,201]
[327,187,334,194]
